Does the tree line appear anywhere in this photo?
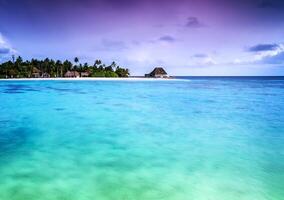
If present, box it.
[0,56,130,78]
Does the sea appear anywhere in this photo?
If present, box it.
[0,77,283,200]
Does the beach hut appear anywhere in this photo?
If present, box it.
[32,67,41,78]
[81,71,90,77]
[64,71,80,78]
[145,67,168,78]
[42,72,50,78]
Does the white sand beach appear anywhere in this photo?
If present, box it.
[0,77,183,81]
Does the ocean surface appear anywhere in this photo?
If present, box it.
[0,77,283,200]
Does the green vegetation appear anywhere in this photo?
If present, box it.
[0,56,129,78]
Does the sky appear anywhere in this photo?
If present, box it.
[0,0,284,76]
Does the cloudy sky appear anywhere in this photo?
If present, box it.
[0,0,284,75]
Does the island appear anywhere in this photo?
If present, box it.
[0,56,129,78]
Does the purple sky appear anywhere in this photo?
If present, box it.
[0,0,284,75]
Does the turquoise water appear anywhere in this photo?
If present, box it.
[0,77,283,200]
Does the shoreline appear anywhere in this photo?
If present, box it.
[0,77,182,81]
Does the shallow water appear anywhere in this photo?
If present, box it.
[0,77,283,200]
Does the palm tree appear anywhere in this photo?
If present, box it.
[111,61,117,71]
[95,59,101,66]
[56,60,62,77]
[94,59,102,70]
[74,57,79,69]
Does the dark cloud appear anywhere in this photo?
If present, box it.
[0,47,10,54]
[159,35,175,42]
[257,0,284,8]
[248,44,279,52]
[186,17,203,28]
[258,0,274,8]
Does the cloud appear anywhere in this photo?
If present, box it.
[0,47,10,54]
[185,17,204,28]
[192,53,208,58]
[261,49,284,64]
[159,35,175,42]
[234,42,284,65]
[191,53,217,65]
[248,43,280,52]
[251,44,284,62]
[0,33,16,56]
[95,39,128,51]
[0,33,7,47]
